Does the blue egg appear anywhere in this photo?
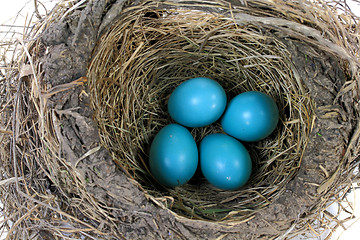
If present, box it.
[200,134,252,190]
[149,124,198,187]
[168,77,227,128]
[221,91,279,142]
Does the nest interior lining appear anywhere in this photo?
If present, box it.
[88,6,314,221]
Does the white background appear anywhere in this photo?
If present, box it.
[1,0,359,239]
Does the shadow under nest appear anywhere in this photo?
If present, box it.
[1,0,359,239]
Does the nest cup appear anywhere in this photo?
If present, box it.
[88,3,314,221]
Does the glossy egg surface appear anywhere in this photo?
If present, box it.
[200,133,252,190]
[168,77,227,127]
[149,124,198,187]
[221,91,279,142]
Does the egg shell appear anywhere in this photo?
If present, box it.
[200,133,252,190]
[221,91,279,142]
[168,77,227,128]
[149,124,198,187]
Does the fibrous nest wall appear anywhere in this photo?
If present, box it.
[0,0,359,239]
[88,5,314,221]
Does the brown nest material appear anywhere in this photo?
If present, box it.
[88,4,314,221]
[1,0,360,239]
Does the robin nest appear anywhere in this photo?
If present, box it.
[1,0,359,239]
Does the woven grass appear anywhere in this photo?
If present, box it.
[1,0,360,239]
[88,4,314,221]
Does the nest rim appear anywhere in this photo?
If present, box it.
[87,3,315,222]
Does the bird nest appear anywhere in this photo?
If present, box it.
[1,0,360,239]
[88,4,313,221]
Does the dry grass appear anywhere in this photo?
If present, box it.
[88,6,314,221]
[1,0,360,239]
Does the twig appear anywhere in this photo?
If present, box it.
[18,190,108,236]
[33,0,42,19]
[0,177,24,186]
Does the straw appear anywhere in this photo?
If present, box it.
[1,0,359,239]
